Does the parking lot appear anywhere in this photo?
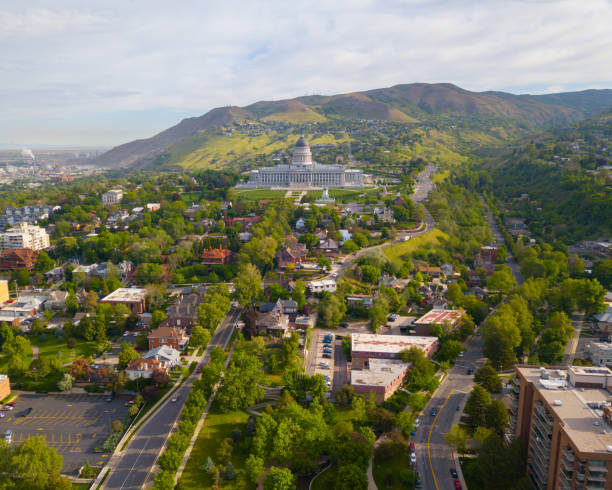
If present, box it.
[305,331,350,395]
[1,393,130,475]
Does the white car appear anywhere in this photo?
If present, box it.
[171,393,180,403]
[410,453,417,464]
[414,418,420,427]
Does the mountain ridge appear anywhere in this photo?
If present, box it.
[92,83,612,168]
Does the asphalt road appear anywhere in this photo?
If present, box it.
[102,308,240,490]
[414,334,486,490]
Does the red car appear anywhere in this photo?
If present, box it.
[454,479,462,490]
[195,364,202,374]
[409,442,415,453]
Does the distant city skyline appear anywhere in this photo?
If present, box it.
[2,0,612,146]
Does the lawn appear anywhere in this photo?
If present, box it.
[460,457,483,489]
[178,406,250,489]
[0,334,98,374]
[234,189,288,200]
[382,228,448,261]
[310,464,337,490]
[373,450,413,489]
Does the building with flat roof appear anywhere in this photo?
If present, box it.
[585,341,612,367]
[512,365,612,490]
[0,222,49,251]
[351,359,410,403]
[0,280,8,304]
[99,288,146,314]
[350,333,438,369]
[0,375,10,401]
[413,308,464,336]
[306,279,337,294]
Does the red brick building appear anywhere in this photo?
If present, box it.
[148,326,189,351]
[0,248,38,270]
[275,244,307,268]
[202,248,232,265]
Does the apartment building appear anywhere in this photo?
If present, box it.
[350,333,439,369]
[102,189,123,206]
[99,288,146,314]
[585,341,612,367]
[0,222,50,251]
[511,365,612,490]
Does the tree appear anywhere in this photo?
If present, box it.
[444,424,470,454]
[151,309,167,329]
[57,373,73,392]
[118,342,139,370]
[318,292,346,328]
[399,346,437,392]
[245,454,264,484]
[34,251,55,273]
[292,280,306,310]
[107,370,127,394]
[446,282,464,306]
[474,364,502,393]
[234,263,263,308]
[85,290,98,311]
[465,385,491,430]
[342,240,359,253]
[360,264,380,284]
[437,339,463,362]
[482,305,521,370]
[486,265,517,293]
[263,466,296,490]
[335,463,368,490]
[0,436,70,489]
[135,263,165,285]
[65,291,78,315]
[268,283,290,301]
[189,324,211,348]
[368,301,388,332]
[216,344,265,412]
[198,285,231,332]
[152,369,170,386]
[4,335,32,373]
[592,259,612,288]
[485,399,509,435]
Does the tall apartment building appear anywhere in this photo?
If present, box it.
[0,222,50,251]
[511,365,612,490]
[102,189,123,206]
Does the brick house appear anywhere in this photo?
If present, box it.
[148,326,189,351]
[125,358,168,381]
[0,248,38,270]
[275,244,307,268]
[161,292,201,332]
[202,248,232,265]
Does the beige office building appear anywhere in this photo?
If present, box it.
[0,222,50,251]
[512,365,612,490]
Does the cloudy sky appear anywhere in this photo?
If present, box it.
[2,0,612,147]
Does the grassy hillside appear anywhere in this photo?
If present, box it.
[167,130,349,169]
[383,229,448,260]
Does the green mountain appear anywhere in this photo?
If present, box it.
[92,83,612,168]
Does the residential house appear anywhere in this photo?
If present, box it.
[594,307,612,336]
[44,266,65,283]
[259,298,297,315]
[45,290,68,310]
[346,294,374,309]
[0,248,38,270]
[162,292,201,332]
[414,265,442,278]
[317,238,339,252]
[474,246,498,267]
[125,358,167,381]
[148,326,189,350]
[256,311,290,337]
[339,229,352,245]
[143,345,182,369]
[275,243,307,268]
[202,247,232,265]
[306,279,337,294]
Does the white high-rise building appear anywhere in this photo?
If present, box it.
[102,189,123,206]
[245,135,363,188]
[0,222,50,251]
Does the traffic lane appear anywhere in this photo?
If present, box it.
[104,312,237,489]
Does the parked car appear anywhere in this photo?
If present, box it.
[340,322,350,328]
[323,353,332,359]
[171,393,181,403]
[467,368,474,375]
[409,442,415,453]
[458,351,464,357]
[105,394,114,402]
[125,396,135,406]
[323,347,333,353]
[5,430,11,444]
[415,471,422,489]
[414,418,421,427]
[196,364,202,373]
[450,468,458,478]
[410,453,417,464]
[454,479,462,490]
[322,338,332,344]
[22,407,32,417]
[430,407,438,416]
[456,405,461,411]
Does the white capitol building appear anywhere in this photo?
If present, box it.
[244,135,363,188]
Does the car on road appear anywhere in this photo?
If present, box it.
[450,468,458,478]
[458,351,464,357]
[454,479,462,489]
[415,472,422,488]
[123,331,129,336]
[411,428,417,435]
[414,418,420,427]
[410,453,416,464]
[171,393,181,403]
[430,407,438,416]
[125,396,135,406]
[323,353,332,359]
[105,394,115,402]
[331,272,338,278]
[5,430,11,443]
[456,405,461,411]
[340,322,350,328]
[467,368,474,375]
[22,407,32,417]
[196,364,202,373]
[409,442,415,453]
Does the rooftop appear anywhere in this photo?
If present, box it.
[414,309,464,325]
[100,287,146,303]
[518,365,612,454]
[351,333,438,355]
[351,359,409,387]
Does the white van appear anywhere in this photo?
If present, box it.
[5,430,12,443]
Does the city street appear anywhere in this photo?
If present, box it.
[101,308,240,490]
[414,335,486,490]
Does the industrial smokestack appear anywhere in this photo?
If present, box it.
[21,148,35,161]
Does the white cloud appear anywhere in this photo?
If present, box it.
[1,0,612,145]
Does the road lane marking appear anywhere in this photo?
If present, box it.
[427,389,453,490]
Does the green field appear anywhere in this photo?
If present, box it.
[178,407,250,489]
[373,450,412,489]
[382,228,448,260]
[0,335,98,373]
